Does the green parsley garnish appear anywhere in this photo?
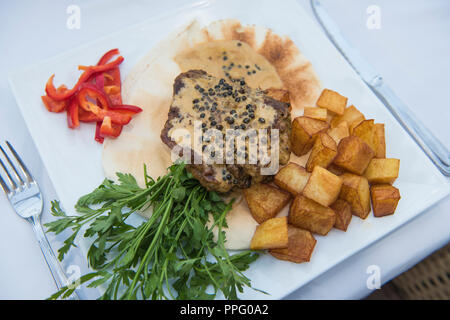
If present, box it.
[45,163,260,300]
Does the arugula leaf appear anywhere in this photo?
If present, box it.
[45,163,260,300]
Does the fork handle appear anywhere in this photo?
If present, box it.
[28,215,80,300]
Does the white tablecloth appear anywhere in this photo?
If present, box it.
[0,0,448,299]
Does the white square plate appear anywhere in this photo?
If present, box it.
[9,0,450,299]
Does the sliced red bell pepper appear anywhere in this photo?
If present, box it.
[95,49,123,105]
[99,116,123,138]
[78,83,112,109]
[41,85,68,113]
[78,108,103,123]
[45,55,124,101]
[97,49,120,66]
[103,68,122,105]
[95,73,105,91]
[77,55,124,73]
[67,98,80,129]
[77,85,131,125]
[108,104,143,116]
[95,121,105,143]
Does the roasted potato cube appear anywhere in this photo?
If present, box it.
[306,133,338,172]
[334,136,375,175]
[302,166,343,207]
[304,107,328,121]
[339,173,371,219]
[330,199,352,231]
[371,184,401,217]
[244,183,291,224]
[316,89,347,115]
[374,123,386,158]
[328,121,349,145]
[330,105,365,129]
[288,195,336,236]
[270,225,317,263]
[364,158,400,184]
[250,217,289,250]
[291,116,329,156]
[274,163,311,195]
[327,163,346,176]
[352,119,379,153]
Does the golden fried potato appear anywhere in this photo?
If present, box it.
[330,199,352,231]
[330,105,365,129]
[244,183,291,224]
[328,121,350,145]
[370,184,401,217]
[374,123,386,158]
[291,116,329,156]
[250,217,289,250]
[316,89,347,115]
[274,163,311,195]
[339,173,371,219]
[288,195,336,236]
[270,225,317,263]
[364,158,400,184]
[303,166,343,207]
[327,163,347,176]
[306,133,338,172]
[352,119,379,153]
[334,136,375,175]
[304,107,328,121]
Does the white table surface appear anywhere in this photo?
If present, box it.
[0,0,449,300]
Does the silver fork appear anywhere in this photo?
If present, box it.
[0,141,79,300]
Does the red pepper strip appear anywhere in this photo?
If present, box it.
[99,116,123,138]
[95,73,105,91]
[79,83,111,108]
[104,68,122,105]
[96,49,123,105]
[82,102,131,125]
[66,98,80,129]
[45,56,124,101]
[95,121,105,143]
[78,55,124,73]
[97,49,120,65]
[108,104,143,116]
[78,87,131,125]
[78,108,103,122]
[104,85,120,95]
[41,85,68,112]
[41,95,67,113]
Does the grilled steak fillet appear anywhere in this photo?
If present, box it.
[161,70,291,193]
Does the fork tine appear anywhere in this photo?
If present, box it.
[0,155,18,190]
[0,159,13,194]
[5,141,34,183]
[0,144,26,186]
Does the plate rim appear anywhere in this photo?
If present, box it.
[8,0,450,300]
